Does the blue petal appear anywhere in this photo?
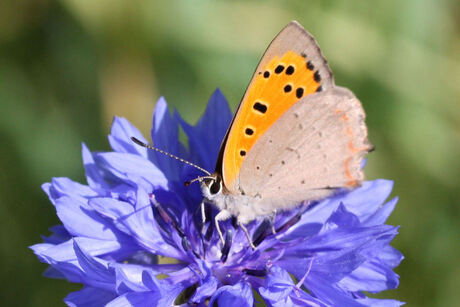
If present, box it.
[176,88,232,172]
[209,282,253,307]
[89,197,134,220]
[297,225,398,254]
[312,249,365,278]
[337,260,400,292]
[41,182,53,201]
[152,185,190,216]
[376,245,404,268]
[46,177,97,201]
[114,265,151,294]
[189,260,219,303]
[282,222,322,241]
[260,266,330,307]
[32,237,135,263]
[109,117,149,157]
[304,273,365,307]
[82,143,110,192]
[88,197,134,234]
[42,225,71,244]
[73,240,115,288]
[118,190,184,260]
[95,152,168,191]
[106,292,160,307]
[141,270,164,292]
[339,180,394,221]
[37,241,116,291]
[54,196,123,240]
[43,266,66,279]
[73,235,139,261]
[280,225,399,286]
[363,197,398,226]
[191,276,218,304]
[358,235,403,269]
[150,97,186,181]
[110,271,194,307]
[259,266,295,304]
[112,263,192,303]
[355,297,404,307]
[290,295,329,307]
[64,286,116,307]
[278,251,361,285]
[31,247,84,283]
[299,180,393,226]
[323,203,361,231]
[120,270,190,307]
[30,242,55,263]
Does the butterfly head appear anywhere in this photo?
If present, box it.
[200,174,223,200]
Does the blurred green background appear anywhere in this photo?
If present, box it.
[0,0,458,306]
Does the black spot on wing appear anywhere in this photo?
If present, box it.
[274,65,285,74]
[314,71,321,82]
[296,87,304,99]
[253,102,267,114]
[245,128,254,135]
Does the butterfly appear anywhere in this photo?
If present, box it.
[133,21,372,248]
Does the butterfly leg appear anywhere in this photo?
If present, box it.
[215,209,231,245]
[200,201,206,227]
[270,210,277,234]
[239,222,256,250]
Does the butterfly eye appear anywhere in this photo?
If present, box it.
[210,179,222,195]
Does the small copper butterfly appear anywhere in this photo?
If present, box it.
[133,21,372,248]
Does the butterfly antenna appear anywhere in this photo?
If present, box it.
[130,137,211,176]
[184,175,216,187]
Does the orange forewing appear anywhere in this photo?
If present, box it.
[222,51,322,189]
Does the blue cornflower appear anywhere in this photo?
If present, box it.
[32,89,403,306]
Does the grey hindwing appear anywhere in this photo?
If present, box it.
[238,87,372,210]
